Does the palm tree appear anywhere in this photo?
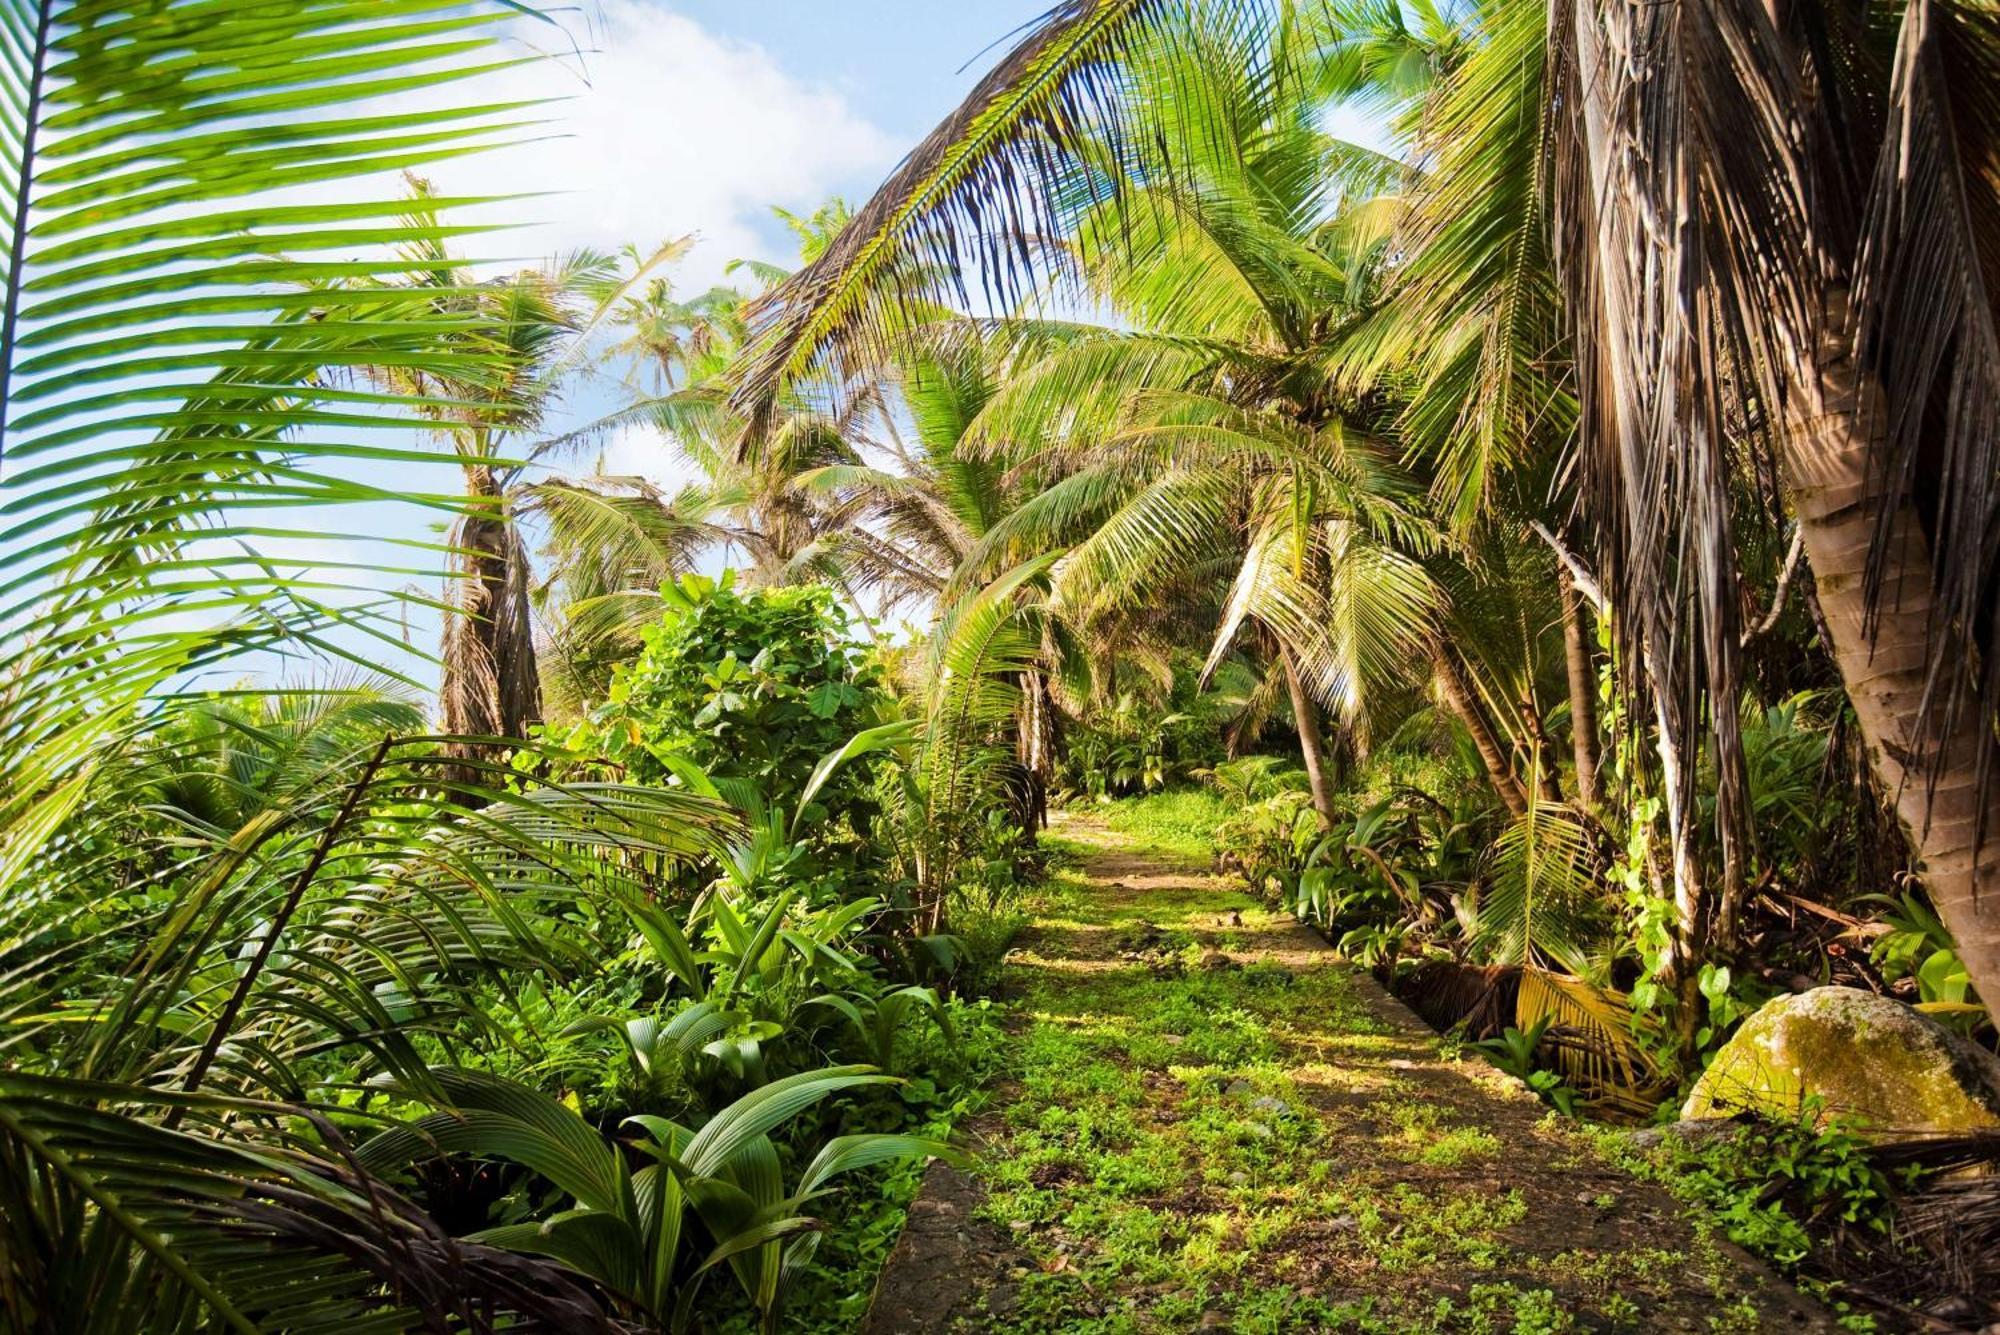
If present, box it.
[524,470,743,715]
[796,15,1447,826]
[732,0,2000,1006]
[1539,0,2000,997]
[369,199,625,777]
[528,219,899,701]
[0,6,739,1324]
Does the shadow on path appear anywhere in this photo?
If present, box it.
[864,812,1833,1334]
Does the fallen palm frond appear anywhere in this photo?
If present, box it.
[1516,967,1670,1117]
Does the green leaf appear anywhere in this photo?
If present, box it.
[678,1066,893,1178]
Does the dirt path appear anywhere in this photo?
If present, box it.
[864,812,1834,1334]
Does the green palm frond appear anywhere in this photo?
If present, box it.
[962,326,1245,460]
[527,473,734,605]
[735,0,1276,416]
[1,0,560,876]
[1054,467,1241,612]
[943,463,1137,598]
[1203,510,1440,733]
[7,737,734,1091]
[1470,803,1606,976]
[0,727,736,1326]
[920,555,1056,841]
[0,1074,615,1333]
[1339,0,1570,535]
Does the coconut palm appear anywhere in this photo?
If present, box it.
[733,0,2000,1007]
[366,200,706,779]
[838,16,1447,825]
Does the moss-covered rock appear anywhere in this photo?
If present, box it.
[1682,986,2000,1136]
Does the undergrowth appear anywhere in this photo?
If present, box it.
[950,815,1797,1332]
[1091,788,1233,863]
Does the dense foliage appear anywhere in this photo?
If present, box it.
[7,0,2000,1328]
[564,575,886,806]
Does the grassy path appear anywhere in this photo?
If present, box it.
[864,811,1833,1334]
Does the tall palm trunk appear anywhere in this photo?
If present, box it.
[1280,647,1337,828]
[440,463,540,786]
[1781,296,2000,1003]
[1565,0,1718,1017]
[1560,571,1602,810]
[1564,0,2000,1005]
[1013,669,1056,840]
[1430,644,1529,817]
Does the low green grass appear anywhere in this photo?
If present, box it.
[943,828,1799,1334]
[1086,787,1232,863]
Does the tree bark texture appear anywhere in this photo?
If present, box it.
[439,465,541,787]
[1281,646,1338,829]
[1782,294,2000,1005]
[1561,570,1603,811]
[1431,644,1530,818]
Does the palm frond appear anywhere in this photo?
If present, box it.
[1850,0,2000,773]
[1,0,559,875]
[735,0,1273,418]
[0,1075,614,1333]
[1470,802,1604,976]
[1515,969,1669,1115]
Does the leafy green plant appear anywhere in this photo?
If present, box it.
[359,1065,952,1332]
[556,573,891,845]
[1617,1103,1904,1270]
[1694,963,1758,1056]
[1061,671,1227,799]
[1861,891,1983,1022]
[1472,1018,1580,1117]
[1336,921,1407,968]
[3,726,734,1329]
[1212,788,1320,898]
[807,985,955,1075]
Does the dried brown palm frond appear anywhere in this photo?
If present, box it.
[1892,1153,2000,1288]
[1517,968,1670,1115]
[1546,0,1805,953]
[1546,0,2000,1001]
[1848,0,2000,794]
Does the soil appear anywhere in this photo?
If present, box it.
[862,812,1839,1334]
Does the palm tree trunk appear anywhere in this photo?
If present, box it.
[1782,294,2000,1006]
[1565,1,1717,1029]
[440,464,541,786]
[1280,647,1337,829]
[1560,571,1602,810]
[1430,644,1529,817]
[1567,0,2000,1003]
[1520,693,1566,806]
[1014,670,1055,840]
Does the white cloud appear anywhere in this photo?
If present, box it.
[422,2,896,287]
[594,421,702,489]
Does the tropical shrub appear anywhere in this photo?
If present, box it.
[359,1065,951,1333]
[557,573,891,840]
[1060,671,1229,800]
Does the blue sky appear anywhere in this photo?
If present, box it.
[665,2,1060,138]
[454,1,1061,285]
[392,0,1074,480]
